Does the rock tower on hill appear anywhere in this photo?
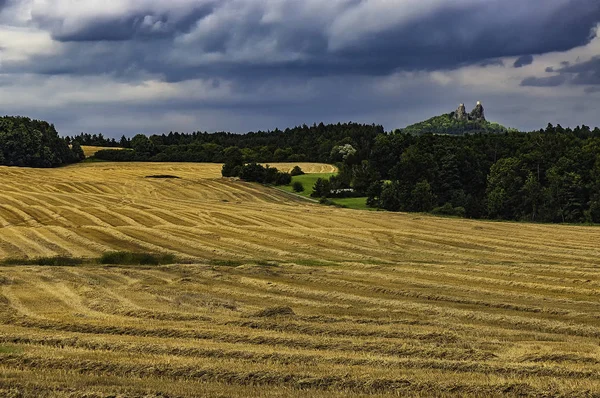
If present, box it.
[455,104,468,121]
[454,101,485,122]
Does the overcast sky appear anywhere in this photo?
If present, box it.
[0,0,599,137]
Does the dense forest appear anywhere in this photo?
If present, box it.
[323,124,600,224]
[0,116,84,167]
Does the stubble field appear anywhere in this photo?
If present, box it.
[0,162,599,397]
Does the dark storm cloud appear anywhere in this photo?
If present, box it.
[16,0,600,81]
[514,55,534,68]
[327,1,599,73]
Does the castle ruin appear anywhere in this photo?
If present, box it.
[454,101,485,122]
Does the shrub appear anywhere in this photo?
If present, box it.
[221,163,242,177]
[1,257,84,266]
[292,181,305,192]
[99,252,177,266]
[290,166,305,176]
[240,163,267,183]
[273,172,292,186]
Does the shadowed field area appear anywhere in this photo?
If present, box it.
[0,162,599,397]
[81,146,127,158]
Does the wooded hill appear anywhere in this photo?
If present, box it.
[401,113,512,136]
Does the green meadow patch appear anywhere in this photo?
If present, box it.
[278,172,371,211]
[278,173,336,199]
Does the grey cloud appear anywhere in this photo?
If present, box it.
[521,56,600,88]
[560,56,600,85]
[514,55,534,68]
[521,75,568,87]
[480,59,505,67]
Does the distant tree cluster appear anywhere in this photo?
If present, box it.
[0,116,83,167]
[221,147,291,186]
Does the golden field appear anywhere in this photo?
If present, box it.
[80,146,125,158]
[0,162,599,397]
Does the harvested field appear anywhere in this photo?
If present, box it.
[262,163,338,174]
[80,146,127,157]
[0,162,599,397]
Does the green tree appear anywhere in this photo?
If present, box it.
[351,160,379,195]
[366,181,383,207]
[486,158,524,219]
[222,147,244,177]
[119,135,130,148]
[379,181,407,211]
[71,141,86,162]
[546,164,586,223]
[131,134,156,158]
[521,172,542,221]
[292,181,305,192]
[410,180,437,212]
[311,178,331,198]
[0,116,76,168]
[290,166,305,176]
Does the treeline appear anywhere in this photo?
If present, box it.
[0,116,84,167]
[87,123,383,163]
[312,124,600,223]
[67,133,125,148]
